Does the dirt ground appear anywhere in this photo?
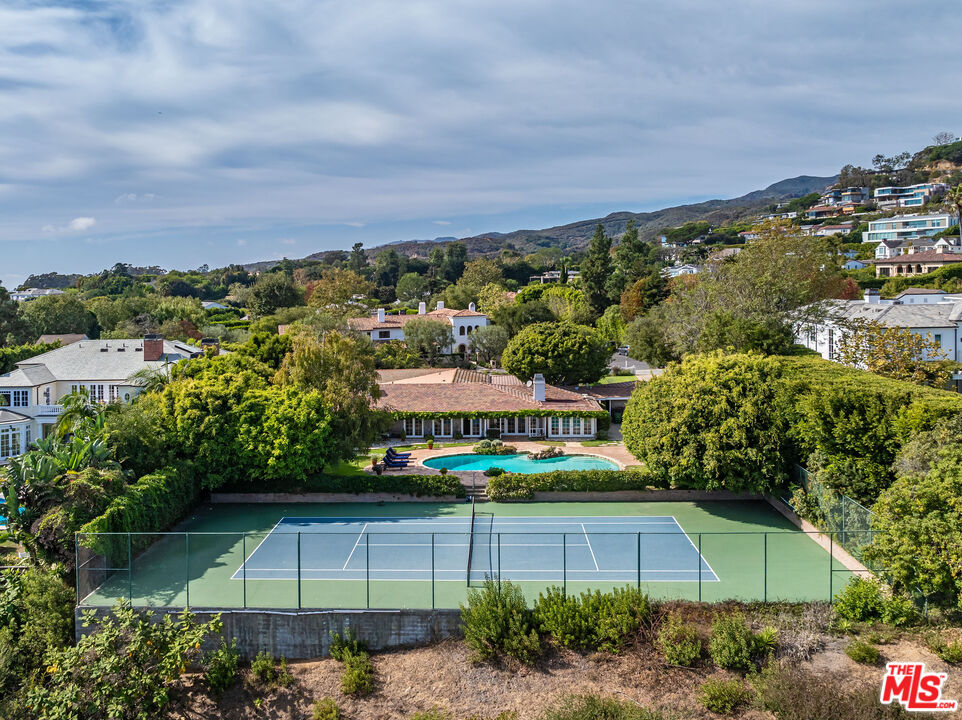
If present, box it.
[170,609,962,720]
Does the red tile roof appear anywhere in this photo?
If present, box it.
[349,308,485,331]
[873,251,962,265]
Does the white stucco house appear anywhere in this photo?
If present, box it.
[348,301,489,355]
[795,289,962,363]
[0,335,203,463]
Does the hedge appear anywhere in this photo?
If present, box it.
[217,472,467,498]
[487,469,655,501]
[79,465,201,559]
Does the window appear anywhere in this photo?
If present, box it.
[934,334,942,344]
[403,417,424,437]
[466,418,482,436]
[378,330,390,339]
[572,417,582,435]
[561,417,570,435]
[436,418,452,437]
[0,390,28,408]
[550,416,560,435]
[43,388,51,404]
[459,326,466,336]
[0,426,23,459]
[109,385,120,402]
[502,416,519,435]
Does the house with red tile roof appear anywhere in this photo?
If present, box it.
[349,301,488,354]
[872,251,962,278]
[375,369,606,439]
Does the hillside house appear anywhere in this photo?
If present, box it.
[873,250,962,278]
[861,213,953,244]
[874,183,948,209]
[348,302,489,355]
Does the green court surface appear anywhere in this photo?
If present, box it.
[77,500,864,610]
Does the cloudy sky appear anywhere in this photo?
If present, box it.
[1,1,960,287]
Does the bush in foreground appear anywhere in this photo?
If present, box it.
[204,638,240,696]
[542,694,665,720]
[487,469,652,501]
[460,580,541,664]
[312,697,342,720]
[656,611,701,666]
[845,639,881,665]
[341,652,375,695]
[698,678,749,715]
[708,612,777,672]
[533,586,649,652]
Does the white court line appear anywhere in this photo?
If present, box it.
[582,523,599,571]
[342,523,368,570]
[276,515,682,524]
[237,567,718,574]
[231,518,284,580]
[671,519,720,581]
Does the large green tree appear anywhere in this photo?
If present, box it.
[0,285,31,346]
[396,272,430,302]
[403,317,454,363]
[470,325,510,366]
[501,321,609,384]
[621,352,792,492]
[19,294,97,338]
[579,224,613,315]
[246,273,302,317]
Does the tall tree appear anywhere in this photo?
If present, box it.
[403,318,454,363]
[347,242,371,277]
[580,224,613,315]
[947,185,962,240]
[501,321,609,384]
[19,294,98,338]
[835,319,951,388]
[395,272,430,302]
[373,248,401,288]
[306,268,374,310]
[0,285,30,346]
[442,242,468,283]
[247,273,302,317]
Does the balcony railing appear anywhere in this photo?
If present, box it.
[36,404,64,415]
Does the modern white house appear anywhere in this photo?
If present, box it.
[796,289,962,362]
[348,302,489,355]
[528,270,581,284]
[663,264,701,279]
[0,335,203,463]
[9,288,65,302]
[819,186,870,209]
[861,213,954,244]
[842,259,868,270]
[874,183,948,209]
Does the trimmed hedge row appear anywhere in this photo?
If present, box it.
[487,469,654,501]
[79,465,201,559]
[219,473,467,498]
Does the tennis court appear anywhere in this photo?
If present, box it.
[231,513,718,584]
[76,500,867,609]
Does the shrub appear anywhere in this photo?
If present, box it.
[656,611,701,667]
[25,604,221,720]
[708,613,756,671]
[218,472,467,498]
[460,580,541,664]
[473,439,518,456]
[484,467,505,477]
[250,652,295,688]
[533,586,649,652]
[341,652,375,696]
[410,710,451,720]
[935,640,962,664]
[833,578,884,623]
[699,678,749,715]
[487,469,653,501]
[329,628,368,661]
[754,664,907,720]
[204,637,240,696]
[541,694,665,720]
[845,638,881,665]
[881,594,920,627]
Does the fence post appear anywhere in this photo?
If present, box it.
[297,532,302,610]
[637,531,641,589]
[366,533,370,609]
[242,533,247,609]
[431,533,435,610]
[185,533,190,609]
[74,534,80,607]
[763,533,768,603]
[497,533,501,589]
[828,532,834,603]
[562,533,567,597]
[697,534,702,603]
[127,532,133,605]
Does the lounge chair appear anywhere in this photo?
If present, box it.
[385,447,411,458]
[383,457,410,468]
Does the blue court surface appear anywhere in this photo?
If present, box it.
[232,515,719,584]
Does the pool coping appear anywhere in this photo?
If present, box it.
[418,448,625,474]
[395,441,628,475]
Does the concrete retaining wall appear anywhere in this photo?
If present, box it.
[77,607,462,660]
[210,493,463,503]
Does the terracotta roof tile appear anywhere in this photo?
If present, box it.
[873,251,962,265]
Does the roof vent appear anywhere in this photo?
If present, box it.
[135,347,143,352]
[117,347,125,352]
[100,347,108,352]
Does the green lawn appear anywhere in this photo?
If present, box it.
[597,375,639,385]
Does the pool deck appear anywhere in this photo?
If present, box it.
[371,442,639,493]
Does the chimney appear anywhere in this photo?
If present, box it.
[864,288,880,304]
[143,334,164,362]
[532,373,546,402]
[200,338,220,356]
[418,301,426,315]
[377,308,385,323]
[436,301,445,310]
[468,302,476,312]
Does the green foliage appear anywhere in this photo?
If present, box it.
[247,273,303,317]
[473,439,517,455]
[844,638,881,665]
[250,652,295,688]
[404,317,455,362]
[541,694,666,720]
[204,637,240,695]
[328,628,368,661]
[340,651,375,695]
[25,604,221,720]
[502,321,610,384]
[375,340,424,369]
[656,611,701,667]
[486,469,652,501]
[0,341,59,374]
[833,578,884,623]
[460,580,542,664]
[707,613,770,672]
[235,332,293,369]
[533,586,649,652]
[622,352,791,492]
[698,678,749,715]
[218,471,466,497]
[483,467,505,477]
[580,224,614,314]
[0,567,74,706]
[20,294,98,338]
[623,307,676,367]
[930,636,962,664]
[313,698,342,720]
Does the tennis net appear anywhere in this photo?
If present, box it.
[466,495,476,586]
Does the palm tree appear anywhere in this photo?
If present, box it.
[947,186,962,245]
[54,388,98,440]
[128,365,171,394]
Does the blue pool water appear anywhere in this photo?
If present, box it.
[421,452,618,473]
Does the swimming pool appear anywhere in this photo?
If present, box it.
[421,452,619,473]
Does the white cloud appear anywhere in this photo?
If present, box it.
[115,193,158,204]
[68,216,96,231]
[432,220,451,225]
[236,238,247,247]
